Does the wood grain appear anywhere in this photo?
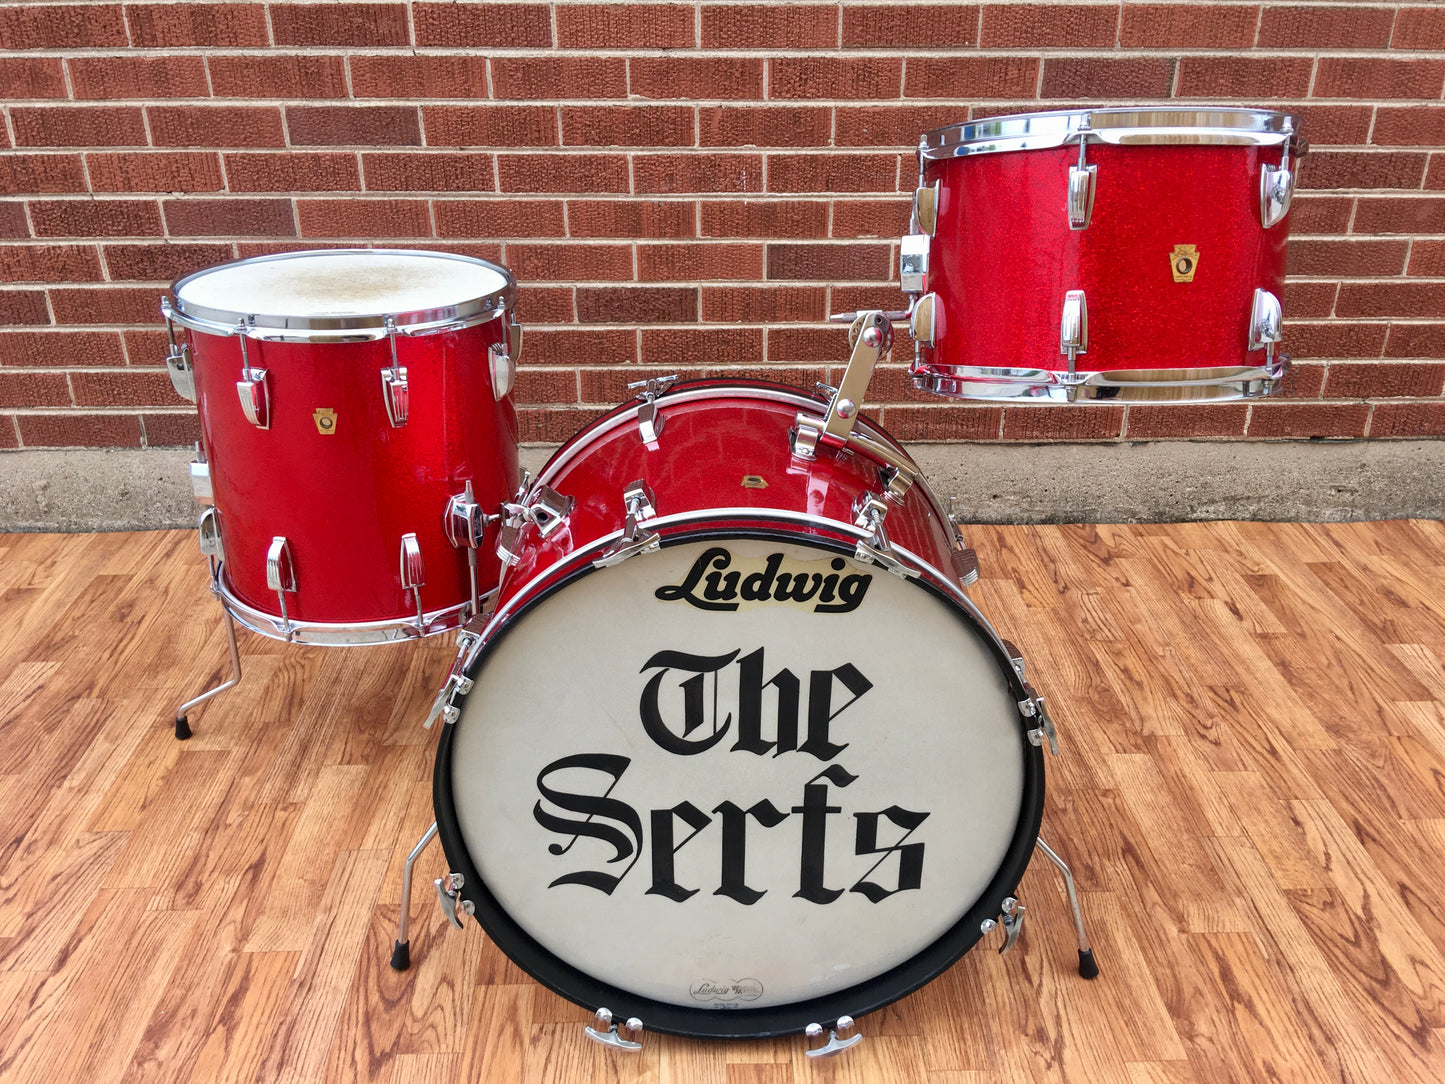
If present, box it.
[1,523,1444,1082]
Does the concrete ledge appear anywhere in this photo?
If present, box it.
[2,440,1442,533]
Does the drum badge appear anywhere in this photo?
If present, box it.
[1169,244,1200,283]
[312,407,338,434]
[741,475,768,489]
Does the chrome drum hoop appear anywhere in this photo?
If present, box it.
[910,364,1286,404]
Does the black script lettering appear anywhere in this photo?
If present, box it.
[774,571,824,604]
[816,565,871,614]
[739,552,784,601]
[733,648,799,757]
[792,764,858,904]
[648,801,712,902]
[850,806,930,902]
[533,754,643,895]
[654,547,738,611]
[639,650,739,755]
[713,799,789,905]
[818,558,846,604]
[800,664,870,761]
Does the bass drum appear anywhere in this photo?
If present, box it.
[433,380,1045,1038]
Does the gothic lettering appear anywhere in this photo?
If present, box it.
[533,754,643,895]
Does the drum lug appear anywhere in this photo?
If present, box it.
[197,505,224,562]
[434,871,474,929]
[161,307,197,402]
[853,493,918,580]
[998,895,1027,955]
[265,536,297,636]
[1260,130,1295,228]
[236,369,270,429]
[804,1016,862,1059]
[951,542,980,587]
[585,1008,644,1052]
[488,318,522,400]
[595,480,661,567]
[1067,142,1097,230]
[909,292,937,349]
[399,533,426,629]
[878,463,915,502]
[445,481,498,550]
[380,315,410,427]
[1248,288,1283,369]
[1059,289,1088,380]
[626,373,677,445]
[1020,690,1059,756]
[899,233,930,294]
[189,444,212,505]
[911,181,939,237]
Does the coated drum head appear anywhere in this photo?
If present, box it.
[169,249,513,339]
[437,532,1041,1037]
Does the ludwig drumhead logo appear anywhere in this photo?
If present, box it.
[655,547,872,614]
[691,978,764,1003]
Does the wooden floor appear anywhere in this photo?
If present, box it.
[2,522,1445,1082]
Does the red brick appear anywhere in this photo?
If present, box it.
[832,199,910,238]
[287,107,422,147]
[0,202,27,238]
[1370,403,1445,437]
[17,412,142,447]
[1302,151,1427,191]
[1409,241,1445,277]
[875,405,993,441]
[435,198,565,238]
[0,330,124,367]
[638,242,764,281]
[843,4,978,47]
[1261,4,1395,47]
[351,55,490,99]
[1282,104,1373,148]
[0,58,66,100]
[505,243,634,282]
[1281,322,1388,359]
[0,244,101,283]
[766,242,891,281]
[524,328,634,366]
[127,3,269,46]
[1352,197,1445,235]
[493,58,627,100]
[1125,405,1248,439]
[0,4,126,48]
[499,155,629,194]
[162,199,296,238]
[1042,58,1174,99]
[142,412,202,446]
[425,106,557,148]
[1119,4,1258,48]
[1430,156,1445,191]
[1287,240,1407,278]
[362,153,493,193]
[71,369,182,407]
[0,155,87,195]
[702,285,825,323]
[297,198,432,239]
[149,106,286,149]
[1385,324,1445,358]
[0,290,49,325]
[30,199,163,239]
[701,4,838,48]
[12,107,147,149]
[640,327,763,365]
[271,3,408,45]
[982,3,1118,46]
[1002,405,1124,441]
[0,371,70,408]
[90,153,225,196]
[69,56,209,100]
[1393,6,1445,50]
[557,4,694,48]
[1177,57,1313,99]
[577,286,697,323]
[569,200,694,239]
[629,58,763,102]
[517,406,607,442]
[1315,59,1445,101]
[1247,403,1370,438]
[635,154,764,194]
[226,153,360,193]
[1372,108,1445,148]
[769,58,902,101]
[103,243,234,282]
[208,56,349,99]
[413,3,552,46]
[699,107,832,149]
[766,326,847,362]
[1324,362,1445,399]
[904,57,1041,99]
[513,367,579,406]
[836,106,973,147]
[828,284,910,315]
[701,199,828,239]
[50,286,163,324]
[767,154,898,194]
[0,418,14,447]
[1289,195,1353,234]
[1338,283,1445,319]
[1284,281,1338,319]
[121,328,168,365]
[562,107,695,149]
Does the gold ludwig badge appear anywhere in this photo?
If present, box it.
[1170,244,1200,283]
[313,407,338,434]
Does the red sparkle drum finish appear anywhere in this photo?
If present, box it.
[905,108,1303,401]
[166,250,520,643]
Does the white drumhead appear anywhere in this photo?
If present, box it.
[448,537,1025,1010]
[174,250,508,323]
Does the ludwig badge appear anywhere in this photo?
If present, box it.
[313,407,338,434]
[1169,244,1200,283]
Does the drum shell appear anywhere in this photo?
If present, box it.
[920,141,1290,377]
[190,319,518,626]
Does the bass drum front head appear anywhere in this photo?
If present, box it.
[435,530,1043,1038]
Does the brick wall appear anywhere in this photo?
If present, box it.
[1,1,1443,450]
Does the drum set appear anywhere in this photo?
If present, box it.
[159,108,1301,1053]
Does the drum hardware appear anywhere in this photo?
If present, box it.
[1260,120,1297,228]
[626,373,678,444]
[380,317,410,428]
[595,480,661,567]
[997,896,1026,954]
[1059,290,1088,383]
[792,311,891,460]
[1249,288,1283,364]
[390,821,439,970]
[1068,142,1098,230]
[234,325,271,430]
[585,1009,644,1051]
[161,310,197,402]
[424,629,482,729]
[805,1016,861,1058]
[899,233,929,294]
[878,463,914,501]
[435,870,474,929]
[446,481,501,619]
[852,493,917,579]
[1035,838,1099,979]
[910,293,937,349]
[495,482,574,565]
[1019,690,1059,757]
[173,507,240,741]
[189,444,212,504]
[910,181,939,237]
[399,533,426,630]
[488,317,523,400]
[945,498,981,587]
[265,535,298,635]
